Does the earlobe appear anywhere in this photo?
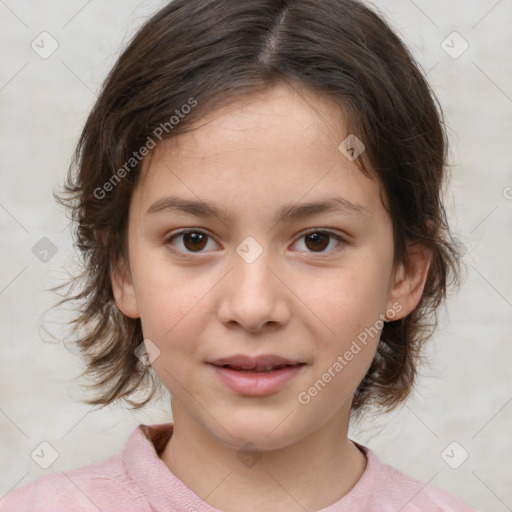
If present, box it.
[387,241,432,321]
[110,258,140,319]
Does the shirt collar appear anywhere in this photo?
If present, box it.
[122,422,219,511]
[122,422,375,511]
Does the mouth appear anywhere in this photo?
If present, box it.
[207,355,307,396]
[214,363,305,373]
[208,353,306,370]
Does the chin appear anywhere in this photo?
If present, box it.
[209,410,306,452]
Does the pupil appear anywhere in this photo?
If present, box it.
[306,233,328,251]
[185,233,207,251]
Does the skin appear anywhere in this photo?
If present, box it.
[111,82,431,511]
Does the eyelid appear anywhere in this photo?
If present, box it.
[298,227,347,240]
[164,227,348,257]
[163,228,220,257]
[294,228,347,258]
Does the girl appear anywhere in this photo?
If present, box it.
[1,0,477,510]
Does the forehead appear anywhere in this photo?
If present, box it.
[132,83,384,222]
[145,83,350,169]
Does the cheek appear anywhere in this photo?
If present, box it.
[143,283,207,397]
[132,259,205,354]
[294,259,389,352]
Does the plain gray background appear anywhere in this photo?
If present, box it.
[1,1,511,510]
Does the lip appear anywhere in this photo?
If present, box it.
[207,354,306,397]
[208,354,303,370]
[208,364,305,396]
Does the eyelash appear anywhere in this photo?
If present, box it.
[163,228,347,259]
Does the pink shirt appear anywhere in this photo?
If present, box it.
[1,422,477,511]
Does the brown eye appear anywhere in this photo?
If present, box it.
[182,232,208,251]
[293,229,344,256]
[304,232,330,252]
[166,230,216,254]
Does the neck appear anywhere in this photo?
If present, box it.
[160,403,366,512]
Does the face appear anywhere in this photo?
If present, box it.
[112,83,429,451]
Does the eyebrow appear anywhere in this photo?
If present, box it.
[145,195,371,224]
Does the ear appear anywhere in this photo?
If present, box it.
[110,257,140,319]
[386,240,432,321]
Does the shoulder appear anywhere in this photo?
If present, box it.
[360,446,479,512]
[0,453,149,512]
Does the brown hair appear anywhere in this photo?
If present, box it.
[49,0,462,413]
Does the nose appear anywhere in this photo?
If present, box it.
[217,250,291,332]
